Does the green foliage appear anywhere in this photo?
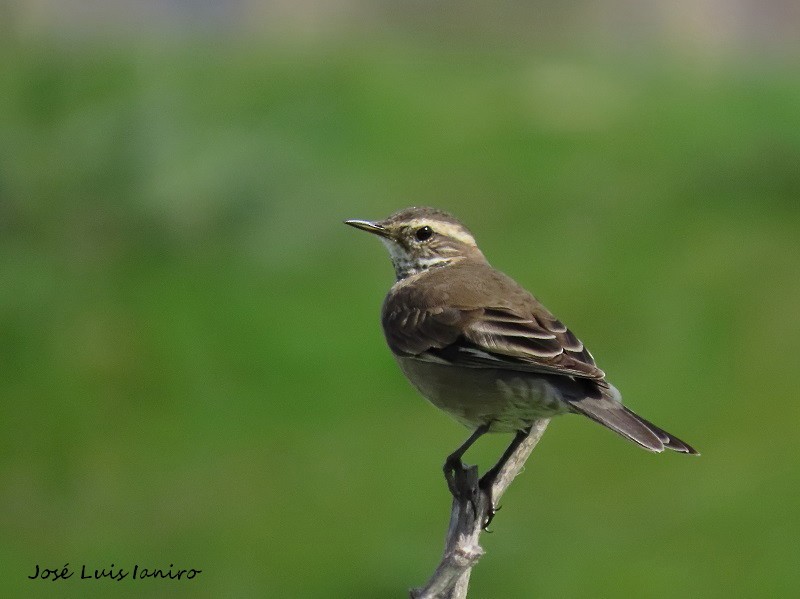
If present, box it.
[1,37,799,597]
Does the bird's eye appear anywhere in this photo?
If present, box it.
[415,226,434,241]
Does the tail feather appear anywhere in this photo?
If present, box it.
[632,412,699,455]
[567,388,699,455]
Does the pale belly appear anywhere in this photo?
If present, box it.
[396,357,572,432]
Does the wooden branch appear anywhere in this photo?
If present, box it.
[410,419,551,599]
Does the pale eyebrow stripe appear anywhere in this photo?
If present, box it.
[407,219,476,246]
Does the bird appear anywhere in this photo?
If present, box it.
[345,206,698,515]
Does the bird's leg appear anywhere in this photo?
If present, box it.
[443,424,490,516]
[478,426,531,529]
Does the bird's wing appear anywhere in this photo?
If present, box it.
[382,303,605,380]
[460,307,605,379]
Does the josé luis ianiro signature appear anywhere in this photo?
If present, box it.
[28,563,202,582]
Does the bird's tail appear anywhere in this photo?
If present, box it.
[567,385,699,455]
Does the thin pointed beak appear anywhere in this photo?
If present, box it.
[344,219,391,238]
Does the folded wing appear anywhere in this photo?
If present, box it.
[382,302,605,380]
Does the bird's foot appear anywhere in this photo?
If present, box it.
[478,469,501,530]
[443,456,481,520]
[443,458,502,529]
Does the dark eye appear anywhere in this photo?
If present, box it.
[415,226,433,241]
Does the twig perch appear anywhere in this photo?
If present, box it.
[410,419,551,599]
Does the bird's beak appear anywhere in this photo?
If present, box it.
[344,219,391,238]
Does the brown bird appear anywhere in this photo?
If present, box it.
[346,207,698,512]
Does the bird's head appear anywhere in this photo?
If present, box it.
[345,207,485,280]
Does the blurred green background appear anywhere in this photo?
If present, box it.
[2,2,800,597]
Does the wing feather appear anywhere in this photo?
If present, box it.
[383,302,604,379]
[380,262,605,380]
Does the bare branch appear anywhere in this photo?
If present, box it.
[410,419,550,599]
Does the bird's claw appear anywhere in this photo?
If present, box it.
[478,469,501,530]
[483,501,501,531]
